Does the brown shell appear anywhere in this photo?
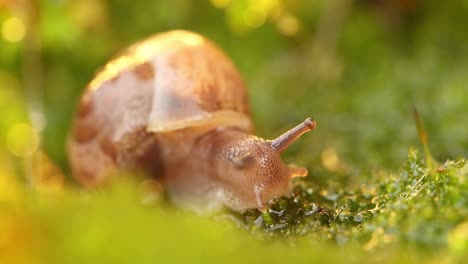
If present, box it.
[68,30,252,186]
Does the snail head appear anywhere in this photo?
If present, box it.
[218,118,317,211]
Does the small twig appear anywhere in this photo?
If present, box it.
[412,107,435,170]
[404,171,429,199]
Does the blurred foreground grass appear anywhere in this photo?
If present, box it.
[0,148,467,263]
[1,0,468,263]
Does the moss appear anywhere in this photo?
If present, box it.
[1,149,466,263]
[235,149,467,253]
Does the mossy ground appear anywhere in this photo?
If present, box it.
[1,149,466,263]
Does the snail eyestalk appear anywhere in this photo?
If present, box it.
[271,118,317,153]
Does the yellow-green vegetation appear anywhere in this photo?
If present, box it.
[0,149,466,263]
[1,0,468,263]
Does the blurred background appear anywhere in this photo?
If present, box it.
[1,0,468,182]
[1,1,468,263]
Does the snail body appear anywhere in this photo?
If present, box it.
[68,30,316,212]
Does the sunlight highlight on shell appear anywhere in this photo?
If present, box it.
[89,55,136,90]
[89,31,205,90]
[176,32,205,46]
[1,16,26,43]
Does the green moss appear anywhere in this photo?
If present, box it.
[1,149,464,263]
[235,149,467,253]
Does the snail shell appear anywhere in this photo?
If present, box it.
[68,30,316,212]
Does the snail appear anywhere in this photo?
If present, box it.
[68,30,316,213]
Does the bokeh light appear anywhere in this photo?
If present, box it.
[244,5,267,28]
[321,147,340,171]
[217,0,292,34]
[6,123,39,157]
[277,13,300,35]
[448,221,468,255]
[68,0,108,32]
[1,16,26,42]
